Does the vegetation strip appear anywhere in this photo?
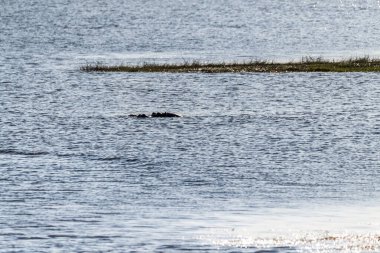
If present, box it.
[81,57,380,73]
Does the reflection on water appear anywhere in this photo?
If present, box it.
[200,205,380,252]
[1,71,380,252]
[206,232,380,252]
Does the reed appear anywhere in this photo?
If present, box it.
[80,57,380,73]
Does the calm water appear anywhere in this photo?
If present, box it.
[1,1,380,252]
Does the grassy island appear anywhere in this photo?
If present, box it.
[81,57,380,73]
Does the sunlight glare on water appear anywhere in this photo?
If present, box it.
[200,205,380,252]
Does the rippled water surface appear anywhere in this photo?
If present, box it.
[1,0,380,252]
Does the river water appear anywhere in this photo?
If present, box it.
[1,0,380,252]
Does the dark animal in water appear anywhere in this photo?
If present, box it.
[129,112,181,118]
[151,112,180,117]
[135,114,149,118]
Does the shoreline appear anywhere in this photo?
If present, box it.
[80,57,380,73]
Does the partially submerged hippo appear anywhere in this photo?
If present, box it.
[129,112,181,118]
[151,112,181,117]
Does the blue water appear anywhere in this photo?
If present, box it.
[1,1,380,252]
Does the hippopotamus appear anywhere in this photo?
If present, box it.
[151,112,181,117]
[129,112,181,118]
[131,114,149,118]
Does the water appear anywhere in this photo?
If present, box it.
[1,0,380,252]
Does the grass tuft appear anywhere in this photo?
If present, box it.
[80,56,380,73]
